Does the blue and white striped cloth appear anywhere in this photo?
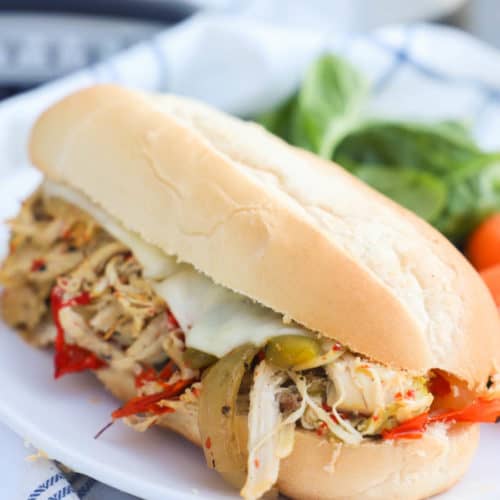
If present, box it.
[2,10,500,500]
[0,421,137,499]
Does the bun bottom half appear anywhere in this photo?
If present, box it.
[97,367,479,500]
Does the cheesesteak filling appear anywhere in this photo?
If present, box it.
[2,185,499,500]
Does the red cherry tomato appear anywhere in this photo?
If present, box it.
[467,214,500,271]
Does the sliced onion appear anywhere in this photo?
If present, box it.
[198,344,259,488]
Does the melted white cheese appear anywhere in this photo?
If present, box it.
[43,180,177,280]
[155,267,303,357]
[43,180,305,357]
[153,267,231,334]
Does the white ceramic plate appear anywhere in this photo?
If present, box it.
[0,169,499,500]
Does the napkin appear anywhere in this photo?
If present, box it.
[2,10,500,500]
[0,414,136,499]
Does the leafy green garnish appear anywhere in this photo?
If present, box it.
[333,122,480,175]
[294,54,369,157]
[434,155,500,242]
[258,95,298,144]
[256,54,500,244]
[352,165,447,223]
[335,124,500,242]
[259,54,368,158]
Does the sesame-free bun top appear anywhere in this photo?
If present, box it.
[30,84,500,389]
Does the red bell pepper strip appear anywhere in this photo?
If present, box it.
[428,372,451,397]
[112,378,194,419]
[382,412,430,440]
[135,367,159,388]
[51,286,107,379]
[135,360,177,388]
[30,258,46,272]
[383,397,500,440]
[166,309,179,329]
[430,397,500,424]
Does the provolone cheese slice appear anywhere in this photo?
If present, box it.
[154,268,303,357]
[43,180,177,280]
[44,180,308,357]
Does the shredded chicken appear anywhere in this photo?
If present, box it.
[326,354,432,434]
[0,191,112,344]
[163,330,199,380]
[242,362,290,500]
[125,313,170,365]
[289,371,363,445]
[0,191,193,402]
[242,361,309,500]
[59,307,137,372]
[1,190,439,500]
[0,285,46,331]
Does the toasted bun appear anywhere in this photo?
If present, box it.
[96,367,479,500]
[30,85,500,388]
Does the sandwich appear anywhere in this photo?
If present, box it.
[1,84,500,500]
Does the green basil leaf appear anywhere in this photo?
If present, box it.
[257,94,298,142]
[432,120,475,146]
[352,165,447,223]
[334,121,480,174]
[294,54,369,157]
[257,53,500,245]
[256,54,368,156]
[435,155,500,243]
